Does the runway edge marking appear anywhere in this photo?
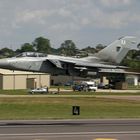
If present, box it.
[0,131,140,136]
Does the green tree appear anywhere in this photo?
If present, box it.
[20,43,35,52]
[0,48,15,58]
[96,44,106,51]
[33,37,51,53]
[81,46,97,54]
[59,40,77,56]
[121,50,140,69]
[122,59,140,69]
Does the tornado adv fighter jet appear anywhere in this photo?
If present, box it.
[0,36,139,77]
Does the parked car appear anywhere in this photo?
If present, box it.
[104,84,115,89]
[29,87,48,94]
[64,81,73,86]
[53,82,62,86]
[72,85,84,91]
[98,83,105,89]
[98,83,115,89]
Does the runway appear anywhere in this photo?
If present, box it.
[0,119,140,140]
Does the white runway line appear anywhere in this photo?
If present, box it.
[0,131,140,136]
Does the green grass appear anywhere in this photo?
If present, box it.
[0,97,140,120]
[128,85,140,90]
[60,91,140,95]
[0,89,28,95]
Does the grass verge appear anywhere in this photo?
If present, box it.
[0,97,139,120]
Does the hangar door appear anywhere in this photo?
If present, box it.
[26,78,37,89]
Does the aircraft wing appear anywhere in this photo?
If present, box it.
[75,62,128,69]
[47,58,121,69]
[47,59,63,68]
[75,62,117,69]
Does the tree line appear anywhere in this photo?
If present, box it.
[0,36,139,69]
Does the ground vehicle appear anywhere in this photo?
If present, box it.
[98,83,115,89]
[98,83,105,89]
[29,87,48,94]
[81,81,97,92]
[73,81,97,92]
[104,84,115,89]
[64,81,73,86]
[72,85,84,91]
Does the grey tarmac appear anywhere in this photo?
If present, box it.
[0,119,140,140]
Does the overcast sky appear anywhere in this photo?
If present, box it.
[0,0,140,49]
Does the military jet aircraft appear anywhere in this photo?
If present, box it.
[0,36,139,77]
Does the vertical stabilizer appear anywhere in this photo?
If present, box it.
[95,36,138,64]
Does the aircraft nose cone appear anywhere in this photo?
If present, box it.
[0,59,10,69]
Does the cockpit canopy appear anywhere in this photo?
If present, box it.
[16,52,47,57]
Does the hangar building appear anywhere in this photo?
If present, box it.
[51,69,140,89]
[0,68,50,90]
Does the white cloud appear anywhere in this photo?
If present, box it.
[100,0,131,7]
[15,9,50,24]
[0,0,139,49]
[90,11,129,29]
[128,14,140,23]
[9,0,139,31]
[81,18,91,26]
[58,8,72,17]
